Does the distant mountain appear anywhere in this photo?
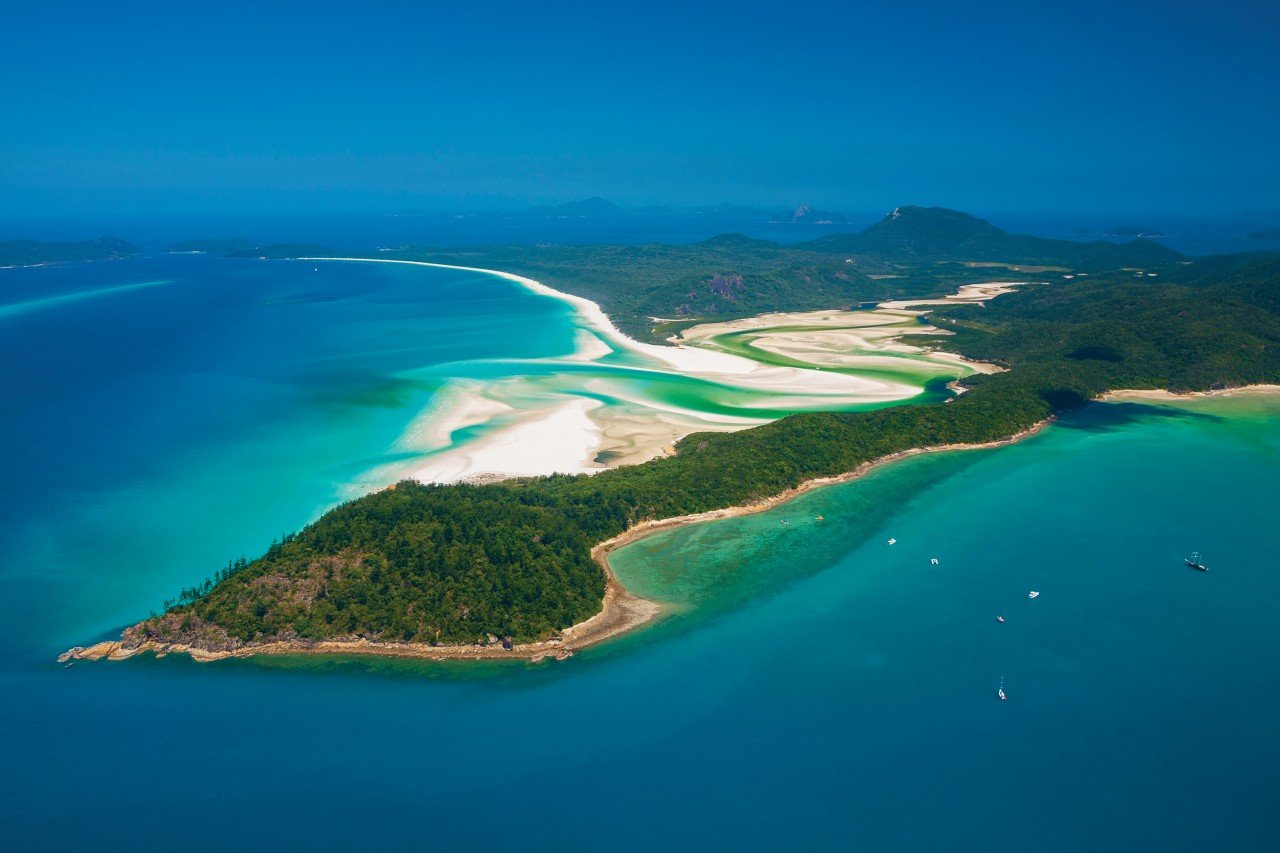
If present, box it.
[800,206,1183,269]
[0,236,139,268]
[1247,229,1280,241]
[787,204,851,224]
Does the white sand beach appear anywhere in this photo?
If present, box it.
[674,283,1021,374]
[304,258,1011,485]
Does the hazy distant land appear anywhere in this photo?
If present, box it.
[0,236,139,268]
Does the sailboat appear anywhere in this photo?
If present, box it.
[1185,551,1208,571]
[998,674,1007,701]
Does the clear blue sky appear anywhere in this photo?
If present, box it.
[2,0,1277,218]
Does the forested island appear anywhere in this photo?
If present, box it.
[0,236,139,268]
[66,209,1280,663]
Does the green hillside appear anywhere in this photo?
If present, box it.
[800,206,1183,269]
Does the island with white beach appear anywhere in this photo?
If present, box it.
[59,209,1280,665]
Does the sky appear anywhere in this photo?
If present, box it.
[2,0,1278,219]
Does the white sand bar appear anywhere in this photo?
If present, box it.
[304,258,1012,485]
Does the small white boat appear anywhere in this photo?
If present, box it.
[996,615,1005,623]
[930,557,939,565]
[780,520,789,526]
[1027,590,1040,599]
[887,538,897,545]
[998,674,1007,701]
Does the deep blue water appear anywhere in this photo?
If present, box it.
[2,253,1278,850]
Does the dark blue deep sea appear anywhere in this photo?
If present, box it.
[2,227,1278,850]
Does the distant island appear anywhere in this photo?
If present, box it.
[1247,229,1280,240]
[0,236,139,268]
[63,206,1280,665]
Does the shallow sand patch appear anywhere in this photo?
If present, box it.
[303,258,988,484]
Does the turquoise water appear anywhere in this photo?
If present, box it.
[0,256,580,656]
[2,257,1278,849]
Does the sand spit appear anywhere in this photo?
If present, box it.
[674,283,1022,374]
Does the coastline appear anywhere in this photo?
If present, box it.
[60,416,1055,666]
[1100,384,1280,402]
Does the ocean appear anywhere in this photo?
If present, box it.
[1,240,1277,850]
